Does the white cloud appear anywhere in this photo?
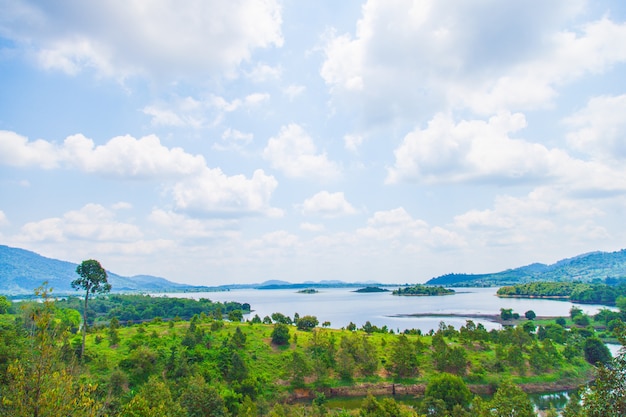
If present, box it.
[283,84,306,100]
[149,209,239,239]
[0,130,60,169]
[2,0,284,80]
[386,111,626,196]
[343,134,364,152]
[453,186,611,249]
[320,1,626,123]
[18,204,143,243]
[170,168,281,217]
[300,222,325,232]
[263,124,341,181]
[143,93,269,129]
[387,112,562,184]
[0,131,207,178]
[111,202,132,210]
[64,134,206,178]
[564,94,626,161]
[246,63,282,82]
[357,207,465,250]
[300,191,357,217]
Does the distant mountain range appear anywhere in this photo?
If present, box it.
[426,249,626,286]
[2,244,626,295]
[0,245,212,295]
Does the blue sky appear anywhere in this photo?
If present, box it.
[1,0,626,285]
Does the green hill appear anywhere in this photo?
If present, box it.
[0,245,210,295]
[426,249,626,286]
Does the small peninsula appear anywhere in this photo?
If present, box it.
[392,284,455,296]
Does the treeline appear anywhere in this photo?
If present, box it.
[55,293,250,325]
[497,281,626,305]
[0,287,624,416]
[392,284,455,296]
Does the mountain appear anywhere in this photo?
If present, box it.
[426,249,626,286]
[0,245,211,295]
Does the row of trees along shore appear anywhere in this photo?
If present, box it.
[0,259,625,416]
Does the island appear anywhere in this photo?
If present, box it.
[353,286,389,293]
[297,288,319,294]
[392,284,455,296]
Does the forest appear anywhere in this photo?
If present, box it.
[497,281,626,305]
[0,281,625,416]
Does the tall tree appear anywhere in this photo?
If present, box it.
[72,259,111,358]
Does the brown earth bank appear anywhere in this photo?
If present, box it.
[390,312,562,326]
[286,378,592,402]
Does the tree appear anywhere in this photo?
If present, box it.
[500,308,514,321]
[484,380,535,417]
[271,323,290,345]
[423,373,472,413]
[72,259,111,358]
[0,295,11,314]
[296,315,319,331]
[584,337,611,365]
[524,310,536,320]
[179,375,227,417]
[582,346,626,417]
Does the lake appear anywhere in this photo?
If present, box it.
[162,287,612,333]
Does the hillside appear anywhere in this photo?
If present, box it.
[0,245,210,295]
[426,249,626,286]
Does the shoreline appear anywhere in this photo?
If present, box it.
[389,312,561,326]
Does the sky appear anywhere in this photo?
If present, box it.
[1,0,626,286]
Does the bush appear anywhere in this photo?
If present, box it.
[271,323,290,345]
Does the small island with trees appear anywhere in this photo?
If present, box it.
[297,288,319,294]
[353,286,389,293]
[392,284,455,296]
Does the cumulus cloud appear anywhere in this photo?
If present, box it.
[357,207,465,250]
[320,0,626,123]
[453,186,611,248]
[149,209,239,239]
[0,130,282,217]
[18,203,143,243]
[387,112,567,184]
[263,124,341,181]
[283,84,306,100]
[213,128,254,152]
[385,111,626,197]
[300,222,325,232]
[0,131,206,178]
[170,168,281,217]
[343,134,364,152]
[564,94,626,161]
[1,0,284,80]
[300,191,357,217]
[143,93,270,129]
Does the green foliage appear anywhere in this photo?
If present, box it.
[424,372,472,413]
[583,337,611,365]
[524,310,536,320]
[582,347,626,417]
[498,281,626,306]
[500,308,514,321]
[0,296,11,314]
[388,334,419,378]
[296,315,319,331]
[271,323,290,345]
[393,284,454,296]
